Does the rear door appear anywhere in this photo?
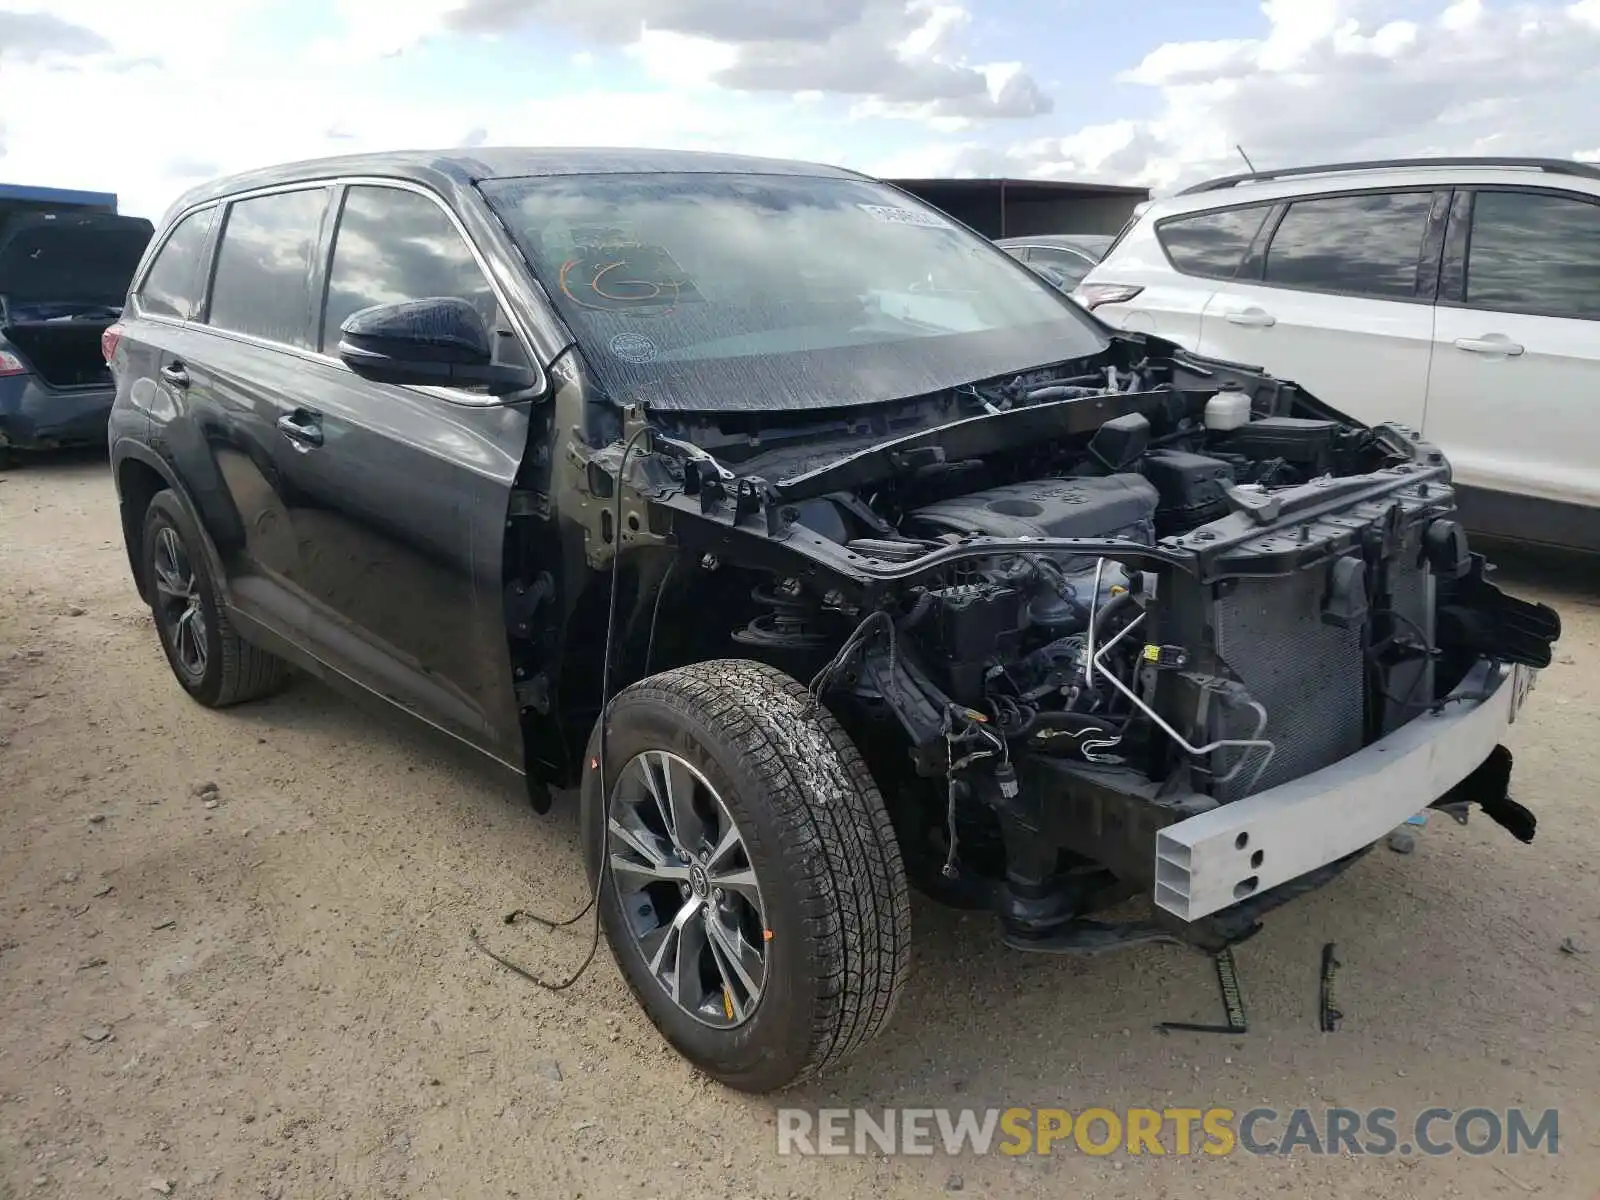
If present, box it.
[125,198,312,640]
[277,181,538,765]
[1196,189,1446,429]
[1425,187,1600,543]
[172,185,335,640]
[121,203,219,436]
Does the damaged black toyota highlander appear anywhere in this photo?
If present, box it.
[108,150,1561,1093]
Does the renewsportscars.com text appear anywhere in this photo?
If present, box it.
[775,1106,1559,1158]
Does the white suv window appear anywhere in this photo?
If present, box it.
[1156,206,1270,279]
[1262,192,1434,300]
[1466,190,1600,320]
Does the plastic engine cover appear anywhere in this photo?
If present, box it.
[905,473,1160,551]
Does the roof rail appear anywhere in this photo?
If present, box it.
[1176,156,1600,196]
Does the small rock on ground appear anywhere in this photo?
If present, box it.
[1387,831,1417,854]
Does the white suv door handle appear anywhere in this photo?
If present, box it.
[1224,308,1277,327]
[1453,335,1524,357]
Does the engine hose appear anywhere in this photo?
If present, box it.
[1010,708,1121,740]
[1093,590,1138,637]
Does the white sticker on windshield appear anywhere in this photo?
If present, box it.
[857,204,948,228]
[609,331,658,363]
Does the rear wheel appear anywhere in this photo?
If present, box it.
[581,659,911,1092]
[142,489,287,707]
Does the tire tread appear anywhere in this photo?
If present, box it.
[611,659,912,1086]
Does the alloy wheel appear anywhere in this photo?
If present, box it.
[151,525,208,679]
[606,750,768,1028]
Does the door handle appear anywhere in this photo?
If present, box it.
[1224,309,1277,328]
[1453,336,1524,357]
[160,363,190,387]
[276,409,324,449]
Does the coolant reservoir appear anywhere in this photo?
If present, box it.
[1204,383,1251,431]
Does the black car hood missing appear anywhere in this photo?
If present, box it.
[0,212,154,308]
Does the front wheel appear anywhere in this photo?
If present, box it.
[581,659,911,1092]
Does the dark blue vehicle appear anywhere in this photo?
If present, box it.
[0,183,152,466]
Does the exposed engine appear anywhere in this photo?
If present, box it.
[609,338,1560,946]
[804,396,1381,797]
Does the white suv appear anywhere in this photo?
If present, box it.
[1076,157,1600,553]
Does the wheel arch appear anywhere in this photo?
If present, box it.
[111,439,231,607]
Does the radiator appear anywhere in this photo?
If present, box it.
[1212,568,1366,800]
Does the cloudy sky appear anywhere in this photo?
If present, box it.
[3,0,1600,220]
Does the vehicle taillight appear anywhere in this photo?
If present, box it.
[1074,283,1145,311]
[101,323,125,365]
[0,349,26,377]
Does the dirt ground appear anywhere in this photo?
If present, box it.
[1,454,1597,1200]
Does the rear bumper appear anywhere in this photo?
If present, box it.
[1155,659,1531,921]
[0,375,115,451]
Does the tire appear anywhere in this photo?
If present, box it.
[141,488,287,707]
[580,659,911,1092]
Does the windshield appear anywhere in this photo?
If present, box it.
[480,172,1108,413]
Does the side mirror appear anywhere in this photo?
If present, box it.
[337,297,538,395]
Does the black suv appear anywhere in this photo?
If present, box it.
[108,148,1559,1092]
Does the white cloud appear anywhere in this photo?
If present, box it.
[0,19,844,220]
[306,0,1050,118]
[8,0,1600,226]
[938,0,1600,193]
[625,27,740,88]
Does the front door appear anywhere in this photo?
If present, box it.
[270,182,538,764]
[1198,189,1444,430]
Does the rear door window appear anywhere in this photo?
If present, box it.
[138,207,216,319]
[1156,206,1270,279]
[1464,190,1600,320]
[207,187,332,349]
[319,185,498,351]
[1262,192,1434,299]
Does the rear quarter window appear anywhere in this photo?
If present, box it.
[138,207,217,319]
[1155,206,1270,279]
[207,188,332,349]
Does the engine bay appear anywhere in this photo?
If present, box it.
[557,335,1561,944]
